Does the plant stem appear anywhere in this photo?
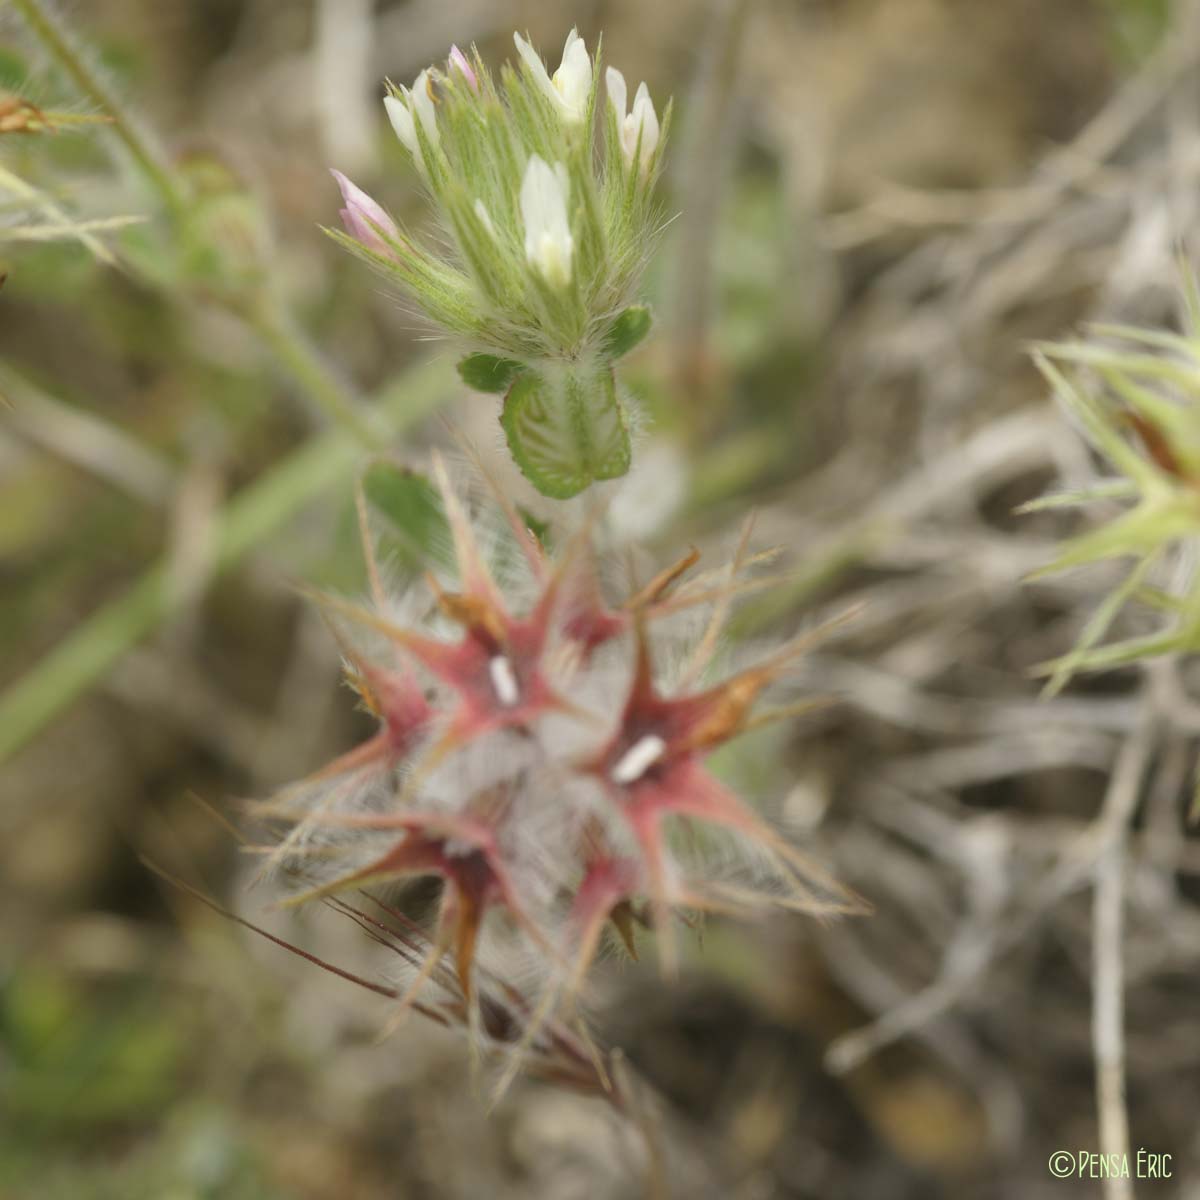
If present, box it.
[249,294,385,449]
[0,361,174,504]
[10,0,188,218]
[11,1,384,449]
[0,161,124,264]
[1091,702,1153,1200]
[0,358,453,765]
[668,0,753,405]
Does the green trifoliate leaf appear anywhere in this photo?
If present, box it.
[602,305,653,360]
[362,462,451,571]
[457,353,526,393]
[582,368,635,482]
[501,366,632,499]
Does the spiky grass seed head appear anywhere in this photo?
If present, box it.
[1029,276,1200,691]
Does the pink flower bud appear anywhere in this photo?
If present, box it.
[448,44,478,92]
[330,168,400,258]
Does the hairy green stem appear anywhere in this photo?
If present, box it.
[0,359,453,765]
[668,0,753,396]
[12,0,382,446]
[248,295,384,449]
[10,0,188,218]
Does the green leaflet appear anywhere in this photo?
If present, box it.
[361,461,451,571]
[602,304,653,360]
[501,365,632,499]
[457,352,526,394]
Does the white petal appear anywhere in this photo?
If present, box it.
[613,79,660,169]
[631,82,659,165]
[514,31,558,106]
[410,68,440,147]
[552,29,591,123]
[521,155,555,253]
[520,155,573,287]
[383,94,418,158]
[474,198,498,241]
[606,66,628,124]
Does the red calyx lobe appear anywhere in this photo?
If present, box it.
[315,805,539,999]
[420,586,564,738]
[382,458,575,749]
[588,631,785,870]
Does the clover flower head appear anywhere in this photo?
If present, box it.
[327,30,674,499]
[258,456,861,1079]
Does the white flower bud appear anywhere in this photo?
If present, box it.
[384,68,440,170]
[606,67,659,171]
[521,155,574,289]
[514,28,591,126]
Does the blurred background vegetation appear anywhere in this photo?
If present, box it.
[3,1,1199,1197]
